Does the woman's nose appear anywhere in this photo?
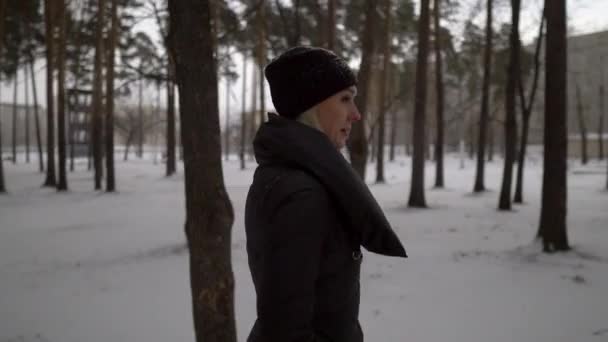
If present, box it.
[350,107,362,122]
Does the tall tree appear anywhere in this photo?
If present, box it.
[43,0,56,187]
[473,0,493,192]
[0,0,6,193]
[600,56,605,161]
[327,0,336,51]
[514,8,544,204]
[575,82,588,165]
[11,71,18,163]
[137,77,143,157]
[168,1,237,341]
[376,0,392,184]
[105,0,117,191]
[224,70,230,160]
[256,0,266,128]
[29,57,44,172]
[239,53,247,170]
[57,0,68,191]
[433,0,445,188]
[497,0,521,210]
[349,0,377,180]
[25,67,30,163]
[91,0,105,190]
[151,0,176,176]
[408,0,430,208]
[537,0,569,252]
[166,60,177,175]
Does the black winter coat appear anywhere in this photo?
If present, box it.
[245,114,407,342]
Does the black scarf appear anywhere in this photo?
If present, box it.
[253,113,407,258]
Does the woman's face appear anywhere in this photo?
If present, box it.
[316,86,362,149]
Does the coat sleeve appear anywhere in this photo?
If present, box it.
[255,184,331,342]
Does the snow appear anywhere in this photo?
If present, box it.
[1,153,607,342]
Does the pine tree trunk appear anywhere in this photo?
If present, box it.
[167,58,177,176]
[408,0,430,207]
[375,0,392,184]
[44,0,57,186]
[389,107,397,162]
[597,61,604,161]
[433,0,444,188]
[105,0,117,191]
[249,59,258,158]
[598,85,604,161]
[0,98,4,191]
[538,0,569,252]
[124,131,133,161]
[137,78,143,158]
[0,0,6,192]
[92,0,105,190]
[327,0,336,51]
[224,77,230,161]
[498,0,520,210]
[575,82,588,165]
[154,82,161,165]
[30,60,44,172]
[257,1,266,128]
[487,115,494,162]
[239,53,247,170]
[12,72,18,164]
[57,0,68,191]
[474,0,492,192]
[349,0,376,180]
[167,1,237,341]
[25,68,30,163]
[514,9,544,204]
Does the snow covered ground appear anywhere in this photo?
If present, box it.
[1,153,607,342]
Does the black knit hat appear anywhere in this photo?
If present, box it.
[264,46,357,119]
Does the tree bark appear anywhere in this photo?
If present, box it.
[575,82,588,165]
[408,0,430,207]
[25,68,30,163]
[538,0,569,252]
[224,76,230,161]
[239,53,247,170]
[473,0,492,192]
[167,58,177,176]
[0,0,6,192]
[12,72,18,164]
[433,0,445,188]
[137,78,144,158]
[599,86,604,160]
[124,130,133,161]
[92,0,105,190]
[327,0,336,51]
[57,0,68,191]
[257,0,267,128]
[44,0,57,187]
[167,1,237,341]
[514,9,544,204]
[30,60,44,172]
[498,0,520,210]
[597,58,604,161]
[250,56,258,157]
[376,0,392,184]
[389,107,397,162]
[105,0,117,191]
[349,0,377,180]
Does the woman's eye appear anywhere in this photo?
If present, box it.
[342,96,351,102]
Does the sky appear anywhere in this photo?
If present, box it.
[1,0,607,118]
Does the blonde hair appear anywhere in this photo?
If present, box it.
[296,106,323,132]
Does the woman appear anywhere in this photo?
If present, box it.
[245,46,407,342]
